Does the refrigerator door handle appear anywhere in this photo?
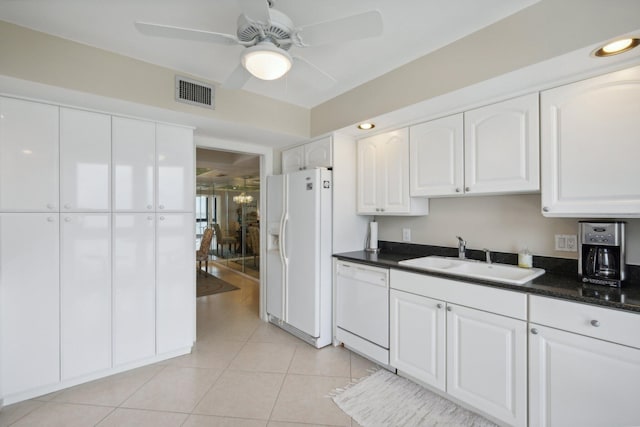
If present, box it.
[280,212,289,322]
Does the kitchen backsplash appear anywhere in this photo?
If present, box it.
[375,194,640,265]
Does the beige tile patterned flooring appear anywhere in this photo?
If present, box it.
[0,264,376,427]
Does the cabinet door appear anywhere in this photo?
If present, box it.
[60,213,111,380]
[380,128,411,213]
[529,324,640,427]
[0,213,60,396]
[390,290,445,391]
[541,65,640,217]
[113,213,156,366]
[304,136,332,169]
[447,304,527,427]
[0,98,59,212]
[464,93,539,195]
[113,117,156,212]
[410,114,464,196]
[157,213,194,354]
[282,145,305,174]
[60,108,111,212]
[356,136,379,214]
[156,124,194,212]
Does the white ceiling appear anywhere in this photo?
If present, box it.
[0,0,539,108]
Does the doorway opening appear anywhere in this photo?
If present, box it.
[195,147,261,280]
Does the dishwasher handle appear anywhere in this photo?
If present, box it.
[336,263,388,287]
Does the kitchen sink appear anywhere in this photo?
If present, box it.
[398,255,545,285]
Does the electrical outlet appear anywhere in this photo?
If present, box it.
[555,234,578,252]
[402,228,411,242]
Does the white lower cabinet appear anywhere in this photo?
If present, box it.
[60,213,112,380]
[0,213,60,396]
[390,270,527,427]
[529,324,640,427]
[529,295,640,427]
[390,289,446,391]
[447,304,527,427]
[113,213,156,366]
[156,213,195,354]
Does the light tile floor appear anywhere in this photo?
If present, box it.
[0,264,376,427]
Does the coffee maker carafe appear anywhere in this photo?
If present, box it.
[579,222,625,287]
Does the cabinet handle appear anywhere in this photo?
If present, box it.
[159,205,165,209]
[590,320,601,327]
[147,205,153,210]
[446,306,452,312]
[64,203,71,209]
[380,208,385,212]
[542,207,549,212]
[47,217,55,222]
[531,328,539,335]
[64,217,71,222]
[47,203,55,210]
[159,216,165,221]
[465,187,470,192]
[455,188,461,193]
[436,303,443,309]
[147,216,153,221]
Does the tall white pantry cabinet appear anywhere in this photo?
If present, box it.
[0,96,195,405]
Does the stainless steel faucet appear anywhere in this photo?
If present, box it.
[456,236,466,259]
[483,248,492,264]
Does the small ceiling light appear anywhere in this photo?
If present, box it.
[241,42,292,80]
[593,38,640,57]
[357,122,375,130]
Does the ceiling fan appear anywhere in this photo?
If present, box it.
[135,0,383,89]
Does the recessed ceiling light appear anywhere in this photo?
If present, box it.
[593,38,640,57]
[357,122,375,130]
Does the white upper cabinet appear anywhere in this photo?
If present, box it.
[464,93,540,195]
[410,114,464,196]
[113,117,156,212]
[357,128,429,215]
[60,108,111,212]
[541,65,640,217]
[60,213,112,381]
[156,124,194,212]
[282,145,304,174]
[281,136,332,174]
[409,93,539,197]
[0,213,60,396]
[0,97,59,212]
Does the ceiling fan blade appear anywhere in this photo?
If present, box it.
[296,10,383,47]
[293,56,336,87]
[237,0,271,24]
[222,64,252,89]
[135,21,239,45]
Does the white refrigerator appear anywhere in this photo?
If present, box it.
[266,168,333,348]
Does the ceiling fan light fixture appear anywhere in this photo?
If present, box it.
[241,42,292,80]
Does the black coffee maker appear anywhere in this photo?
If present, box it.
[578,221,625,287]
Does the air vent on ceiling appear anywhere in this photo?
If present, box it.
[175,76,214,109]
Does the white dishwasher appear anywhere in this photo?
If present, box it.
[335,260,389,365]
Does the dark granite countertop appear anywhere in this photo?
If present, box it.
[333,242,640,314]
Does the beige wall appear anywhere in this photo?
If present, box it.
[0,20,309,139]
[376,194,640,265]
[311,0,640,136]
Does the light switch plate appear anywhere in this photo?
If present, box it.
[555,234,577,252]
[402,228,411,242]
